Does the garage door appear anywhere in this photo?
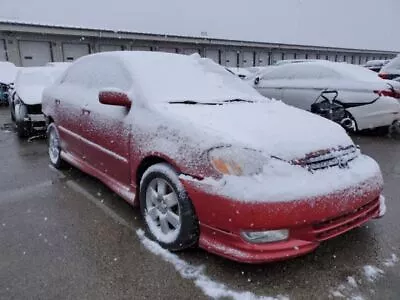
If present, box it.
[242,51,254,67]
[345,55,353,64]
[284,53,295,60]
[63,43,90,62]
[205,49,219,64]
[0,40,6,61]
[99,45,123,52]
[256,52,269,66]
[158,47,177,53]
[181,48,200,55]
[271,52,282,64]
[131,46,152,51]
[307,53,317,59]
[296,53,306,60]
[224,51,238,67]
[19,41,52,66]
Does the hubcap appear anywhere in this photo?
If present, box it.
[49,129,60,164]
[145,178,181,243]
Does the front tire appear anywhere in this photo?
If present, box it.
[47,123,64,169]
[140,163,199,251]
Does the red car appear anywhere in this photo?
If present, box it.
[42,52,385,263]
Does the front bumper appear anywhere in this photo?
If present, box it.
[23,114,46,130]
[181,178,382,263]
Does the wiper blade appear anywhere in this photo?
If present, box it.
[168,100,218,105]
[222,99,254,103]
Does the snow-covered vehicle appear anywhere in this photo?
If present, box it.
[43,51,384,263]
[251,61,400,133]
[11,66,68,137]
[363,59,390,73]
[0,62,18,106]
[379,55,400,80]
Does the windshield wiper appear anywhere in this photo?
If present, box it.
[222,99,254,103]
[168,100,218,105]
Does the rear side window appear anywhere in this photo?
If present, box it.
[385,56,400,69]
[61,56,131,91]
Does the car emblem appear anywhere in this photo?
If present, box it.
[338,157,349,169]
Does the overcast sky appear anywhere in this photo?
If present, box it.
[1,0,399,51]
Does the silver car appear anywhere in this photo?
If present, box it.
[251,61,400,132]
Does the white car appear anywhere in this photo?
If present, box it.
[379,55,400,80]
[251,61,400,133]
[11,66,68,137]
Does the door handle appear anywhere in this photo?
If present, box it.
[55,99,61,105]
[82,109,91,115]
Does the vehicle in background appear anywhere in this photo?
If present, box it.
[11,65,68,137]
[0,62,18,106]
[46,62,73,68]
[251,61,400,133]
[274,59,320,66]
[42,51,384,263]
[379,55,400,80]
[363,59,390,73]
[227,67,252,79]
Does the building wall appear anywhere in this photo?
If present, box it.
[0,25,397,67]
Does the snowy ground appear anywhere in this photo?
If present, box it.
[0,107,399,300]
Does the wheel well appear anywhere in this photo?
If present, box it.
[135,156,169,187]
[47,116,54,124]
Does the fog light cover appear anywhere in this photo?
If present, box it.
[241,229,289,243]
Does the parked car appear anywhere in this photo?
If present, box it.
[251,61,400,133]
[379,55,400,80]
[274,59,320,66]
[11,66,68,137]
[363,59,390,73]
[0,62,18,106]
[43,51,384,263]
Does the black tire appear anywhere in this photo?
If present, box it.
[16,121,30,138]
[47,123,65,169]
[10,104,15,122]
[139,163,199,251]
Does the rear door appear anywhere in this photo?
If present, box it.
[281,65,332,110]
[255,66,295,101]
[81,57,132,187]
[47,63,90,159]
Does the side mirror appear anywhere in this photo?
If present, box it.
[254,77,260,85]
[99,90,131,108]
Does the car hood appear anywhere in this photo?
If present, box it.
[16,85,45,105]
[155,100,354,160]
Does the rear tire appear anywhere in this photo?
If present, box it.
[139,163,199,251]
[16,121,30,138]
[47,123,65,169]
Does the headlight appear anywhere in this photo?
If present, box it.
[208,147,269,176]
[241,229,289,243]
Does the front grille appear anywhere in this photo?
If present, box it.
[27,104,43,115]
[312,197,380,241]
[291,145,358,171]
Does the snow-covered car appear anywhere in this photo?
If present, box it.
[363,59,390,73]
[379,55,400,80]
[43,51,384,263]
[0,62,18,106]
[252,61,400,133]
[11,66,68,137]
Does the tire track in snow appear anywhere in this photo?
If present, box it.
[66,179,288,300]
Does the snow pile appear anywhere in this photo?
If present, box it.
[383,254,399,267]
[379,195,387,217]
[136,229,287,300]
[363,265,384,282]
[0,62,18,84]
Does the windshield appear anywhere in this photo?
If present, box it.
[123,52,264,103]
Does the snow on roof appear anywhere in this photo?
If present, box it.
[1,0,400,52]
[92,51,264,103]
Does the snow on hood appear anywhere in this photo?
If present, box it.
[16,85,46,105]
[0,62,18,84]
[155,100,353,160]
